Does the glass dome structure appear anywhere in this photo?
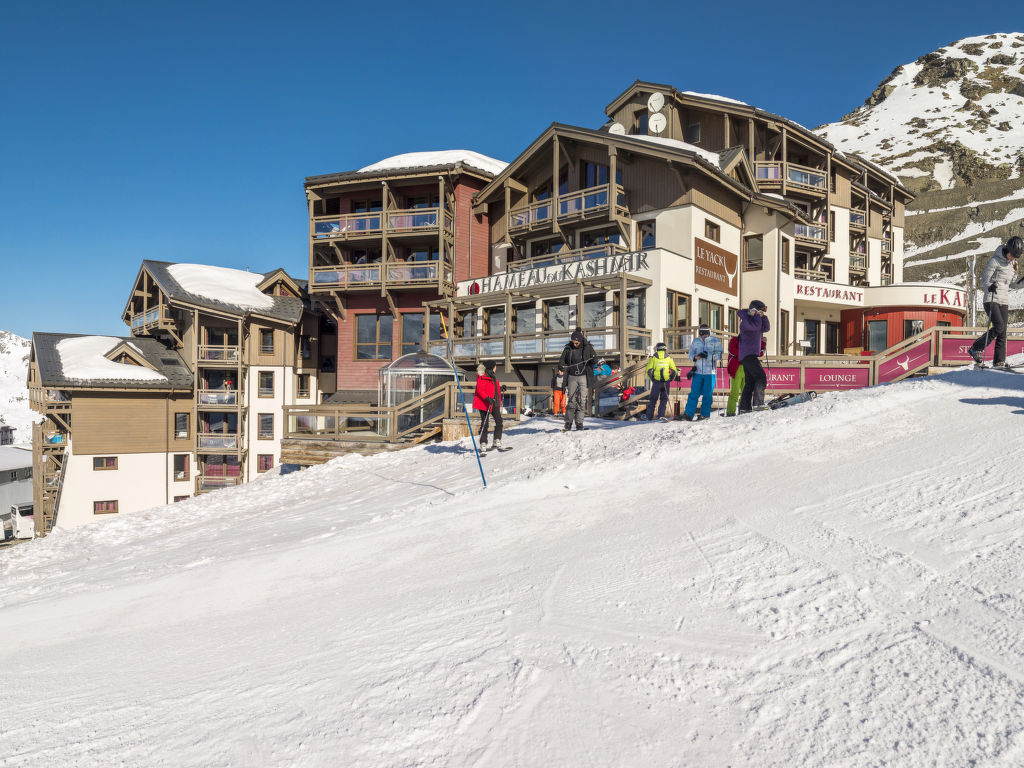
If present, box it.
[377,351,462,435]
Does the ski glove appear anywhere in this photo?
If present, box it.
[696,351,708,359]
[686,367,696,380]
[485,397,495,407]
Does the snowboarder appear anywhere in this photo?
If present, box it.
[644,342,679,421]
[738,300,771,413]
[472,360,503,451]
[557,328,597,431]
[970,236,1024,367]
[683,324,723,421]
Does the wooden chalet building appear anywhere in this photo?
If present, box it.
[303,151,506,399]
[27,262,324,536]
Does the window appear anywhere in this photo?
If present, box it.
[903,319,925,339]
[299,336,312,359]
[258,413,274,439]
[821,258,835,282]
[174,495,189,503]
[868,320,888,352]
[582,295,606,329]
[173,454,189,481]
[780,309,790,354]
[698,299,723,331]
[830,168,837,194]
[626,290,646,328]
[174,413,189,439]
[686,122,701,144]
[743,236,763,271]
[351,248,381,264]
[93,500,118,515]
[804,320,820,354]
[485,307,506,335]
[581,161,609,187]
[665,290,690,327]
[829,211,836,243]
[639,221,656,249]
[258,371,274,397]
[351,199,382,213]
[545,299,570,331]
[406,195,438,209]
[401,313,425,355]
[514,305,538,335]
[93,456,117,471]
[728,308,738,335]
[826,322,841,354]
[633,111,649,134]
[259,328,274,354]
[257,454,274,473]
[704,220,721,243]
[581,228,621,248]
[356,314,393,359]
[297,373,310,398]
[781,237,790,275]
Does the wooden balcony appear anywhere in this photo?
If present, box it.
[197,388,240,407]
[311,207,453,241]
[195,475,243,494]
[309,257,452,293]
[849,210,867,230]
[197,345,241,364]
[755,161,827,195]
[795,267,831,282]
[507,184,627,234]
[881,240,893,255]
[794,222,828,246]
[508,243,628,272]
[129,304,173,333]
[196,432,244,452]
[29,387,70,414]
[427,325,651,362]
[849,251,868,271]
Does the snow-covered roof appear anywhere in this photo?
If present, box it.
[358,150,508,176]
[56,336,168,382]
[0,444,32,473]
[166,264,275,312]
[621,134,723,169]
[681,90,748,106]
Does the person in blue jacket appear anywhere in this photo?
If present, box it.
[683,323,723,421]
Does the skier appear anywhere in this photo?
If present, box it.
[738,299,771,413]
[683,323,723,421]
[725,334,766,416]
[550,368,565,416]
[644,342,679,421]
[970,236,1024,367]
[472,360,503,451]
[557,328,597,432]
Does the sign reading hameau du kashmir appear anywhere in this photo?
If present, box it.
[465,251,650,295]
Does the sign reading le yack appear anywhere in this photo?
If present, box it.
[694,238,739,297]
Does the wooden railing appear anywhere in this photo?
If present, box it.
[754,161,827,192]
[310,257,451,290]
[197,388,239,406]
[795,267,831,282]
[129,305,172,332]
[29,387,71,412]
[849,252,867,270]
[508,243,628,272]
[195,475,243,494]
[197,432,243,451]
[508,184,627,232]
[881,240,893,254]
[849,210,867,228]
[198,345,241,363]
[794,223,828,243]
[663,326,735,356]
[312,211,382,239]
[312,207,454,241]
[427,325,651,362]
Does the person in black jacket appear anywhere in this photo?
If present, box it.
[557,327,597,432]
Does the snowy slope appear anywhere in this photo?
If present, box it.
[2,367,1024,767]
[0,330,34,442]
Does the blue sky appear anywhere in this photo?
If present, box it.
[0,0,1011,339]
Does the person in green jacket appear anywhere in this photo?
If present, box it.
[644,342,679,420]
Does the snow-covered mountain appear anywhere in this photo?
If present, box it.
[818,32,1024,294]
[1,365,1023,767]
[0,330,33,442]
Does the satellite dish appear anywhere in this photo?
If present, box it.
[608,122,626,135]
[649,113,667,135]
[647,92,665,113]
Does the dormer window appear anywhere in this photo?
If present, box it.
[634,111,649,135]
[686,122,701,144]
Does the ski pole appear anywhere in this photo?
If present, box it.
[440,315,486,488]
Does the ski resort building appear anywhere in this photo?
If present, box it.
[27,263,325,536]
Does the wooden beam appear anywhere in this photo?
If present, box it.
[619,273,628,372]
[384,290,399,321]
[333,292,347,322]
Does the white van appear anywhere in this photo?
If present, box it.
[10,503,33,539]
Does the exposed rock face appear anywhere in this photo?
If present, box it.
[817,33,1024,307]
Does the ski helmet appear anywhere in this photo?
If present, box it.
[1006,236,1024,258]
[698,323,711,337]
[655,342,667,352]
[749,299,767,312]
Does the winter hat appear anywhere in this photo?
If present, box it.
[748,299,767,312]
[698,323,711,336]
[570,327,585,343]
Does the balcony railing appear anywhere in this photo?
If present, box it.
[310,256,451,291]
[508,243,628,272]
[507,184,626,232]
[849,210,867,228]
[386,207,454,235]
[794,223,828,243]
[428,325,651,361]
[312,211,382,240]
[195,475,243,494]
[849,252,868,271]
[755,161,827,193]
[197,389,238,406]
[197,433,242,450]
[795,267,831,282]
[881,240,893,255]
[198,345,240,363]
[129,305,172,332]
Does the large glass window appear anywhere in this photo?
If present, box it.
[258,413,274,440]
[401,313,424,355]
[698,299,723,331]
[826,322,841,353]
[486,307,506,336]
[804,320,820,354]
[457,311,477,338]
[580,228,621,248]
[174,412,189,439]
[173,454,189,481]
[868,320,888,352]
[258,371,274,397]
[743,236,763,271]
[665,290,690,327]
[640,221,656,249]
[583,295,607,329]
[514,305,537,335]
[545,299,571,331]
[356,314,393,359]
[626,290,646,327]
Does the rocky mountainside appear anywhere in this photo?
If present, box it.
[0,331,34,442]
[817,32,1024,307]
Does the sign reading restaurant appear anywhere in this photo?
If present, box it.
[694,238,738,297]
[466,251,650,295]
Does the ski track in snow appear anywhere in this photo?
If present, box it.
[2,367,1024,766]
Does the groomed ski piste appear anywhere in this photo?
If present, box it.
[2,361,1024,767]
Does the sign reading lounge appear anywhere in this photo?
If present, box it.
[467,252,651,296]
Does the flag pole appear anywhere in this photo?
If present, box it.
[440,314,486,488]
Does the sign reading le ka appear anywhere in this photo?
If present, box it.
[694,238,739,297]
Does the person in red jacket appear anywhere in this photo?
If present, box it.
[472,360,503,450]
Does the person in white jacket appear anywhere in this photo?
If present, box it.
[970,236,1024,366]
[683,323,724,421]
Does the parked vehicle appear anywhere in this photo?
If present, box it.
[10,503,33,539]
